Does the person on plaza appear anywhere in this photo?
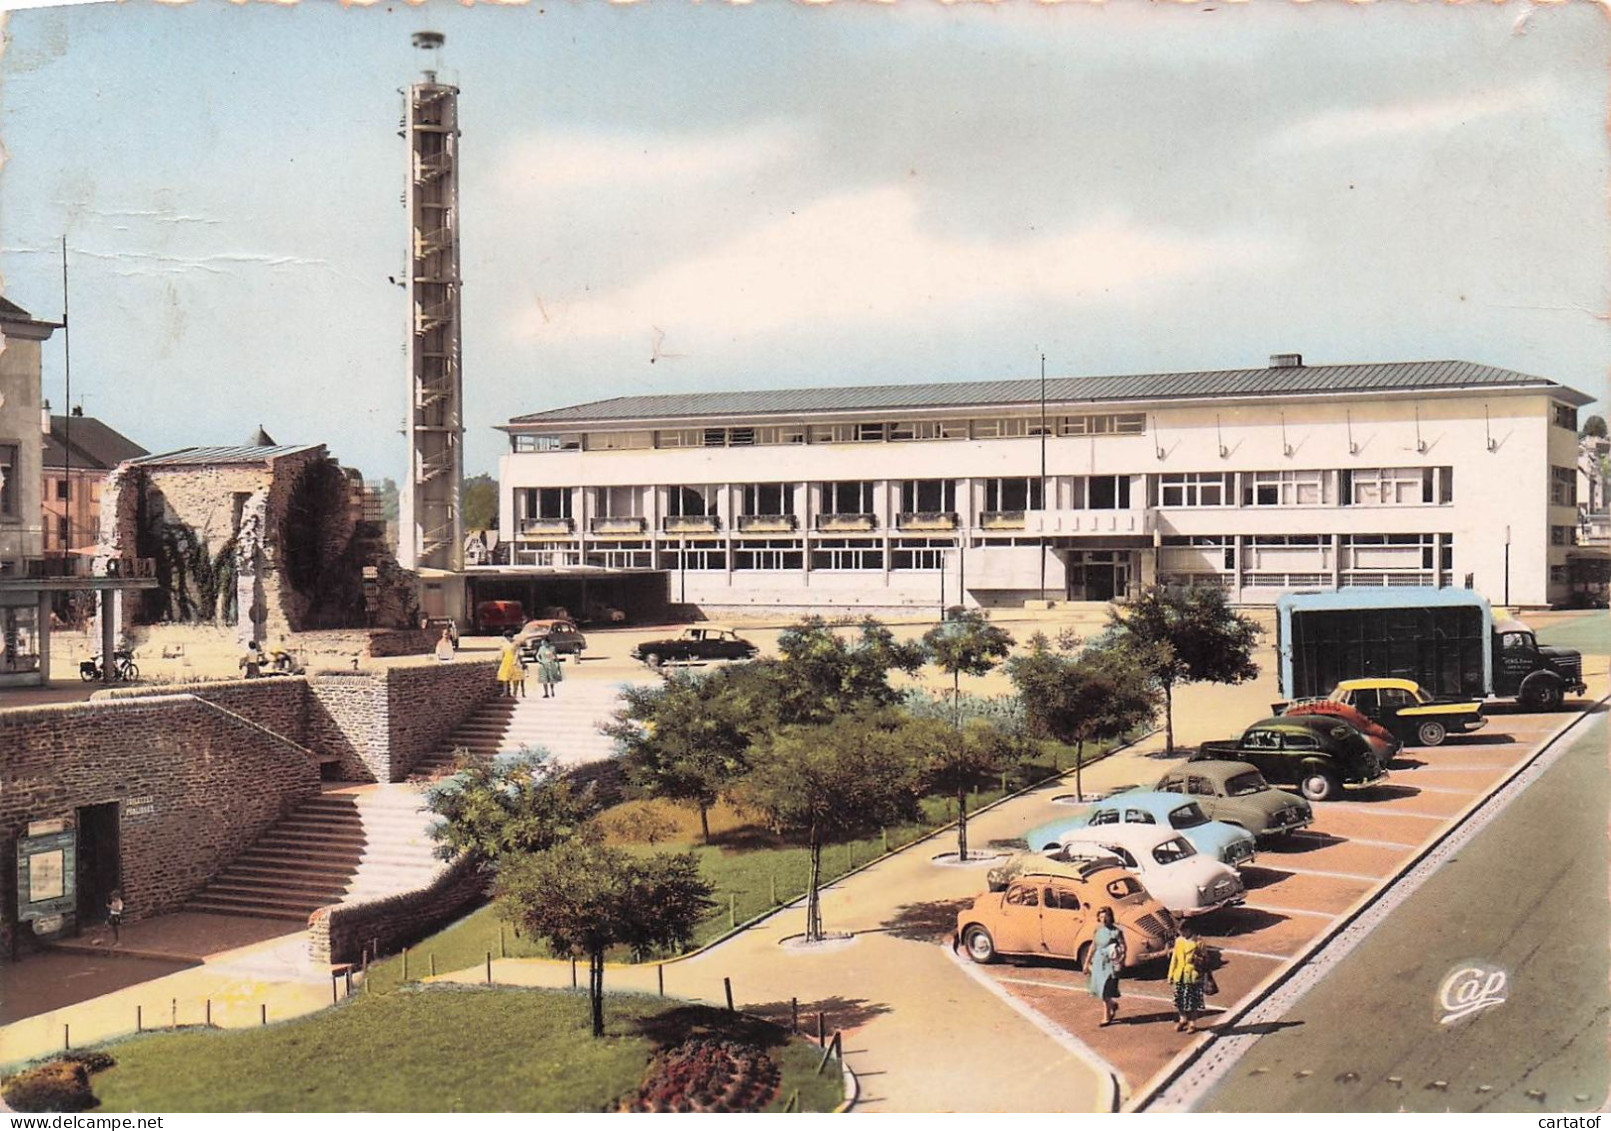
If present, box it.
[106,889,124,945]
[1086,906,1126,1026]
[1168,921,1206,1032]
[535,638,563,698]
[496,631,522,697]
[435,628,455,662]
[239,640,266,679]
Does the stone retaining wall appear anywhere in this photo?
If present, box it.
[0,696,321,956]
[308,856,488,966]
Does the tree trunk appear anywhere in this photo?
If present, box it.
[589,948,605,1038]
[805,830,824,942]
[1075,738,1085,802]
[956,786,969,862]
[1164,681,1175,754]
[699,803,711,846]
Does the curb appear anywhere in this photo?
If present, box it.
[1127,695,1610,1111]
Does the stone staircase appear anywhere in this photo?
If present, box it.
[184,786,444,923]
[410,678,647,779]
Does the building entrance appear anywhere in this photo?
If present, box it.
[75,802,121,930]
[1066,551,1131,602]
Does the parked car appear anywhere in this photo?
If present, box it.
[1196,714,1388,803]
[631,626,759,667]
[1054,824,1244,919]
[515,618,587,659]
[514,618,587,662]
[986,845,1124,892]
[1153,760,1313,841]
[1276,697,1401,761]
[474,600,526,635]
[1319,678,1487,747]
[1022,793,1257,869]
[954,860,1177,970]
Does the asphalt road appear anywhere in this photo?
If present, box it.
[1199,709,1610,1113]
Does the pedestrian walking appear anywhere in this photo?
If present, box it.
[106,889,124,945]
[1168,921,1206,1032]
[1086,906,1126,1026]
[535,639,563,698]
[496,632,522,697]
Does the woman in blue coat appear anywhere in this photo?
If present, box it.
[1087,906,1126,1026]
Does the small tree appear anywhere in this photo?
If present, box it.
[461,473,499,531]
[1581,415,1608,440]
[767,616,927,725]
[919,610,1016,860]
[609,669,754,844]
[1007,634,1161,800]
[1106,585,1261,754]
[424,749,596,863]
[736,710,925,942]
[496,843,713,1037]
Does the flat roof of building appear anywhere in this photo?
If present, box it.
[508,358,1592,428]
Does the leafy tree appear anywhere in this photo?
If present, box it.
[1582,415,1608,440]
[608,669,755,844]
[374,477,400,522]
[1106,585,1261,754]
[461,473,499,531]
[1007,634,1161,800]
[496,843,713,1037]
[424,749,597,863]
[919,610,1016,860]
[735,710,925,942]
[766,616,927,725]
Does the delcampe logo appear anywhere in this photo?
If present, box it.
[1438,962,1508,1025]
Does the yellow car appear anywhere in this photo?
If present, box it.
[1327,677,1487,747]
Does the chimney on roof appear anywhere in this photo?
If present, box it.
[71,404,84,418]
[1269,353,1304,369]
[41,400,51,435]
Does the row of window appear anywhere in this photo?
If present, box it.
[514,467,1454,522]
[513,412,1148,454]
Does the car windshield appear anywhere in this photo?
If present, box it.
[1225,772,1268,797]
[1168,803,1209,829]
[1151,837,1196,865]
[1412,686,1433,704]
[1106,876,1142,899]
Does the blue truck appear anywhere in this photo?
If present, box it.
[1276,587,1586,711]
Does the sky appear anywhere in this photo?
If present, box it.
[0,0,1606,487]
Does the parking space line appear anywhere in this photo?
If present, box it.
[1243,864,1382,883]
[1238,902,1335,919]
[1214,946,1292,962]
[1397,764,1513,773]
[1284,831,1416,850]
[1382,782,1478,796]
[1311,805,1452,820]
[994,975,1225,1012]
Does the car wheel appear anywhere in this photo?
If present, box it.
[1521,675,1564,712]
[1298,768,1340,802]
[1415,720,1447,747]
[962,925,998,964]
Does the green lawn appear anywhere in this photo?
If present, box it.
[84,987,842,1113]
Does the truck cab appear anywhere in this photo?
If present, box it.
[1494,620,1587,709]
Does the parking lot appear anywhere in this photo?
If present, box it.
[961,700,1588,1103]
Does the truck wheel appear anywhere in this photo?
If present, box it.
[1520,674,1564,712]
[1299,768,1340,802]
[1414,720,1447,747]
[962,925,998,964]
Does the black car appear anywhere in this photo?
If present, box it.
[1195,715,1387,803]
[514,619,588,663]
[631,626,759,667]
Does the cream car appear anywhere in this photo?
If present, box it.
[1055,823,1244,918]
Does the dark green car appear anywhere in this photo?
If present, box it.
[1195,715,1387,802]
[1154,760,1313,841]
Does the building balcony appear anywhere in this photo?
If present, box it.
[815,513,877,532]
[589,515,648,535]
[979,510,1026,531]
[1025,508,1156,536]
[736,514,798,533]
[24,556,156,580]
[662,515,721,535]
[896,511,959,532]
[520,517,575,537]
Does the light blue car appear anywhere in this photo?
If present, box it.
[1023,792,1257,869]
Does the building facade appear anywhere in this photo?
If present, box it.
[41,409,147,561]
[497,356,1594,612]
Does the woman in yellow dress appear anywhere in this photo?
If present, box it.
[496,632,523,697]
[1167,922,1205,1032]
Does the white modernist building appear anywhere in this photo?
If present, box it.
[496,354,1593,612]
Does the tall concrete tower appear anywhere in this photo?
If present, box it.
[400,30,464,580]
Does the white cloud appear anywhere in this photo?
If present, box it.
[491,123,803,196]
[512,185,1283,344]
[1271,78,1556,152]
